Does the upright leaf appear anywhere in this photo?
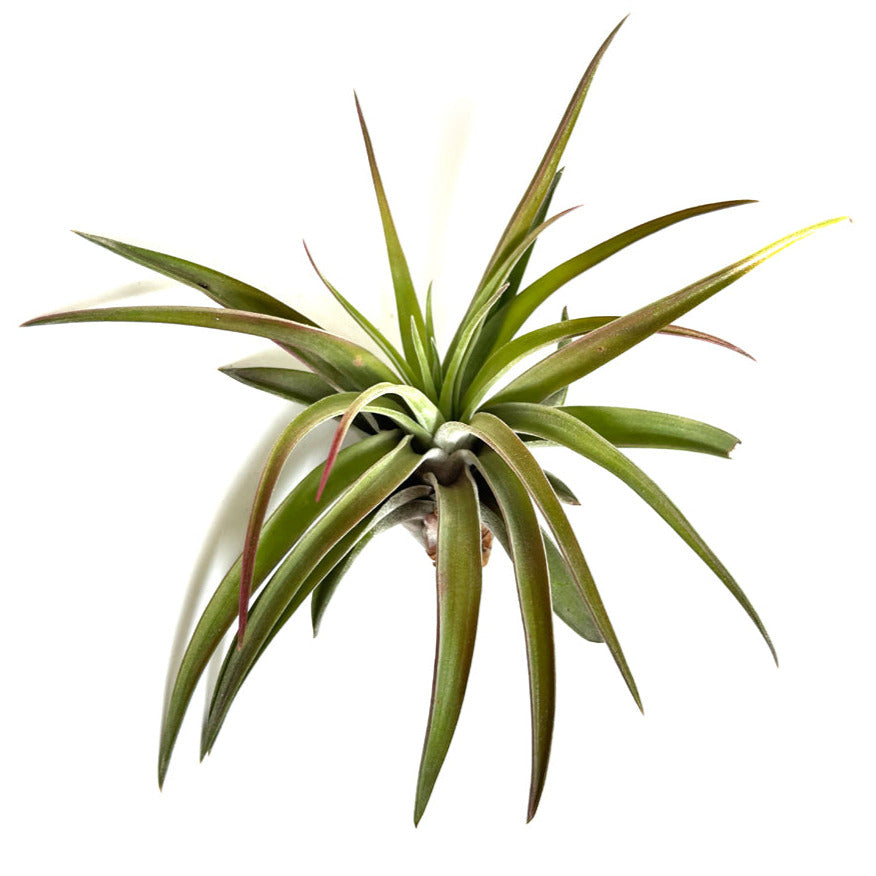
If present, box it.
[355,93,427,367]
[490,199,756,348]
[486,218,846,406]
[476,17,627,290]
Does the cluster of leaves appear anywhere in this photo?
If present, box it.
[24,18,844,823]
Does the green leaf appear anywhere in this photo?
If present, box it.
[476,17,627,291]
[447,207,580,375]
[541,306,573,407]
[157,430,399,787]
[238,491,433,699]
[355,93,427,368]
[203,436,423,757]
[544,469,580,505]
[311,495,434,636]
[476,451,555,822]
[478,501,601,644]
[415,469,482,825]
[496,402,777,663]
[554,406,740,457]
[436,413,642,711]
[220,365,335,407]
[501,169,564,306]
[542,532,603,642]
[490,199,756,348]
[303,241,416,383]
[486,218,847,406]
[23,305,399,392]
[73,231,318,325]
[462,315,750,419]
[237,393,432,643]
[315,382,442,501]
[410,316,439,400]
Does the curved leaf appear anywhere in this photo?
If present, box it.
[157,430,399,787]
[481,501,602,645]
[311,496,434,636]
[496,402,776,663]
[462,316,752,417]
[74,232,318,325]
[303,241,415,383]
[220,365,335,407]
[476,450,555,821]
[436,414,642,711]
[23,305,401,392]
[491,403,740,458]
[203,436,423,757]
[238,394,430,643]
[486,218,847,406]
[316,382,442,501]
[415,469,482,825]
[491,199,756,347]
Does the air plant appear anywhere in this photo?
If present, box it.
[23,17,845,824]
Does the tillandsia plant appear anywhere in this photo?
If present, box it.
[24,17,845,824]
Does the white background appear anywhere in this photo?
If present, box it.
[3,1,873,873]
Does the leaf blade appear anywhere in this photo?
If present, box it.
[415,469,483,825]
[491,199,757,347]
[73,231,318,325]
[496,403,777,662]
[204,437,423,756]
[486,218,847,406]
[355,93,427,368]
[437,414,641,711]
[24,305,399,391]
[476,451,555,821]
[157,430,400,787]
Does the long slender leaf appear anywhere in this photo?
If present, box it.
[157,430,399,787]
[496,402,776,662]
[23,305,401,392]
[476,17,626,291]
[415,469,482,825]
[220,365,335,407]
[203,436,423,756]
[490,199,756,348]
[486,218,846,406]
[410,316,439,400]
[311,496,434,636]
[454,172,565,398]
[445,207,580,376]
[476,451,555,821]
[436,414,642,711]
[238,394,431,643]
[479,500,601,644]
[355,93,427,367]
[316,381,442,501]
[544,469,580,505]
[303,241,415,383]
[462,315,750,418]
[501,169,565,306]
[554,406,740,457]
[74,232,318,325]
[229,493,434,714]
